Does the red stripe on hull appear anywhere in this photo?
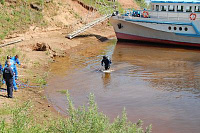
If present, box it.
[116,32,200,47]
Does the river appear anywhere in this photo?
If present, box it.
[46,40,200,133]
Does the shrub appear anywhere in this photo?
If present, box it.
[0,93,152,133]
[0,101,44,133]
[49,92,152,133]
[0,0,5,5]
[135,0,147,9]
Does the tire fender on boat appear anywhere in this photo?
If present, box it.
[143,11,149,18]
[190,13,196,20]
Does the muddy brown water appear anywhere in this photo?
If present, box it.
[46,41,200,133]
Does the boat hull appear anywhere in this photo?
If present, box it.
[110,16,200,47]
[116,32,200,47]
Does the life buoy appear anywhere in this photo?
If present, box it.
[143,11,149,18]
[190,13,196,20]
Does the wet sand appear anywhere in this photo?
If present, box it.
[46,41,200,133]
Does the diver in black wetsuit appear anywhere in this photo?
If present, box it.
[101,56,112,70]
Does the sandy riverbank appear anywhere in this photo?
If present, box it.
[0,24,115,121]
[0,0,138,122]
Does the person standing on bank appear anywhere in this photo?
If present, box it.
[0,63,3,86]
[11,55,20,79]
[11,55,20,66]
[0,62,2,73]
[101,56,112,70]
[3,61,14,98]
[5,56,11,66]
[5,57,18,91]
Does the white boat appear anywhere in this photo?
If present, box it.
[110,0,200,47]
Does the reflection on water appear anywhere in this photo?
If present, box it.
[102,73,111,88]
[113,43,200,96]
[46,41,200,133]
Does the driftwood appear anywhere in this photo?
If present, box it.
[0,39,23,48]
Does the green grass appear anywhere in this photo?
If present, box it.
[0,0,5,5]
[57,90,68,94]
[32,76,47,86]
[0,101,45,133]
[33,61,41,68]
[134,0,147,9]
[0,47,21,65]
[0,104,11,116]
[81,0,124,15]
[0,0,47,40]
[69,8,82,19]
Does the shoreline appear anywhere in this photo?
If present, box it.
[0,24,116,121]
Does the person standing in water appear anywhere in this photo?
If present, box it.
[101,56,112,70]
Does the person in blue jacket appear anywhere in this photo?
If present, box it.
[0,63,2,73]
[5,57,18,91]
[11,55,20,65]
[0,63,2,86]
[11,55,20,79]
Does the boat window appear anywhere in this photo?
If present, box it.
[156,5,159,11]
[152,4,155,11]
[168,5,175,12]
[160,5,167,11]
[186,6,192,12]
[179,27,182,31]
[174,27,177,30]
[195,6,200,12]
[177,5,183,12]
[185,27,188,31]
[168,26,171,30]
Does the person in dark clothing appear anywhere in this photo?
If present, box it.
[0,63,2,74]
[0,63,2,86]
[101,56,112,70]
[4,57,18,91]
[3,61,14,98]
[0,63,2,71]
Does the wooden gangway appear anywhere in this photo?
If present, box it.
[66,14,112,39]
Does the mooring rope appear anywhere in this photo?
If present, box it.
[0,80,46,92]
[16,80,47,89]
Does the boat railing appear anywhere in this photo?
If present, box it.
[120,9,200,21]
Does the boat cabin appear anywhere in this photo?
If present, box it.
[121,0,200,21]
[145,0,200,20]
[151,0,200,13]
